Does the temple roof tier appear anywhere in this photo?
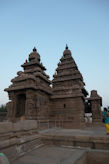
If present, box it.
[56,65,78,71]
[60,55,73,62]
[52,85,84,91]
[24,68,50,79]
[11,74,36,83]
[34,72,51,84]
[21,60,46,71]
[52,74,83,83]
[4,85,37,92]
[36,86,52,94]
[58,60,76,66]
[51,93,85,99]
[5,85,52,94]
[24,67,42,73]
[53,70,81,78]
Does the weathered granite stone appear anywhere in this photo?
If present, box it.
[4,46,102,128]
[12,120,38,131]
[0,122,12,134]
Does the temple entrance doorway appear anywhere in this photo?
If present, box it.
[16,94,26,117]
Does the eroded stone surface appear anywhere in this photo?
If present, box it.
[4,46,102,128]
[12,146,86,164]
[11,145,109,164]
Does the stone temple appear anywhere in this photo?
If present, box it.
[5,45,102,128]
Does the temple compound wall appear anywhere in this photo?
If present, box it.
[4,46,102,128]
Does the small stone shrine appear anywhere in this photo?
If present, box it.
[88,90,102,126]
[5,45,102,128]
[5,47,52,120]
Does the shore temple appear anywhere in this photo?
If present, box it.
[5,45,102,128]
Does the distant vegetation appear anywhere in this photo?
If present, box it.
[0,104,7,112]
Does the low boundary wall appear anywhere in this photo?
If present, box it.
[0,120,42,162]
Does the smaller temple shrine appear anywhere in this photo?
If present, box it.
[5,45,102,128]
[5,47,52,120]
[87,90,102,125]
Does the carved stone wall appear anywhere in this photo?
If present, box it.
[51,97,85,128]
[36,92,51,120]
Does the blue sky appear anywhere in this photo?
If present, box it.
[0,0,109,106]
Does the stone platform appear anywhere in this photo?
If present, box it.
[11,127,109,164]
[12,145,86,164]
[1,123,109,164]
[39,127,109,150]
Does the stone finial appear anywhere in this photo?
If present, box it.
[91,90,97,97]
[63,44,71,56]
[33,47,37,52]
[66,44,68,50]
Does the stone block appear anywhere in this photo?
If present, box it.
[0,122,12,134]
[12,120,38,132]
[0,138,17,149]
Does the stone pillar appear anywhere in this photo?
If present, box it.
[6,92,17,121]
[25,90,36,119]
[88,90,102,126]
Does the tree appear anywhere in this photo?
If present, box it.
[0,104,7,112]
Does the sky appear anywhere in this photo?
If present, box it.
[0,0,109,107]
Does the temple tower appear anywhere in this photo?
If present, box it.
[5,48,52,120]
[51,45,88,128]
